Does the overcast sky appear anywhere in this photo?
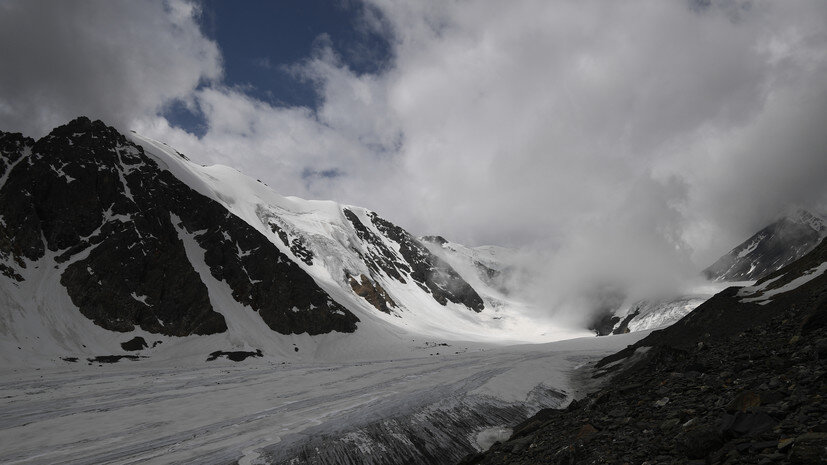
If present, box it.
[2,0,826,313]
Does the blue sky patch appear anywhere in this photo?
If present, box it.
[163,0,392,135]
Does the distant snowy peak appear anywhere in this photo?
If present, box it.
[703,210,826,282]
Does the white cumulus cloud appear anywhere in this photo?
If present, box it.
[4,0,827,322]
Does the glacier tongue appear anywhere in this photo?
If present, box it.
[260,383,567,465]
[0,332,646,465]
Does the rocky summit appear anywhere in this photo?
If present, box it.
[461,238,827,464]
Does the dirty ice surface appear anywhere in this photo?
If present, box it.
[0,332,646,465]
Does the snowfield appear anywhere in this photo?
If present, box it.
[0,332,646,465]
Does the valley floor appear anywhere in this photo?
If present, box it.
[0,333,645,465]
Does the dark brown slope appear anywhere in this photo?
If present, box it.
[462,238,827,465]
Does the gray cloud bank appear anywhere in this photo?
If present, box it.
[2,0,826,323]
[0,0,221,136]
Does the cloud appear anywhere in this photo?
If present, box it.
[0,0,221,137]
[3,0,827,322]
[136,0,827,322]
[364,0,827,251]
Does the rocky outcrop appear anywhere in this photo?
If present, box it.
[611,309,640,335]
[0,132,39,281]
[270,221,314,265]
[370,212,484,311]
[421,235,449,246]
[349,274,397,314]
[463,239,827,464]
[120,337,148,351]
[343,208,485,312]
[589,313,621,336]
[0,117,358,337]
[206,349,263,362]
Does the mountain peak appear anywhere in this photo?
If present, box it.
[787,208,825,235]
[420,235,449,246]
[39,116,128,151]
[704,209,826,282]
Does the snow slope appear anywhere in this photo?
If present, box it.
[129,133,588,348]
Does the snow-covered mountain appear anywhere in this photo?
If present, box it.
[703,209,826,282]
[0,118,581,366]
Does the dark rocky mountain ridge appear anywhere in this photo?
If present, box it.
[0,117,358,336]
[704,210,825,282]
[461,238,827,464]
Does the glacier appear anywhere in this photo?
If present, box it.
[0,332,647,465]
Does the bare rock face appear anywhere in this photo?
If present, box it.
[343,208,484,313]
[269,222,314,265]
[349,274,397,314]
[0,132,38,281]
[120,337,148,351]
[0,117,358,337]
